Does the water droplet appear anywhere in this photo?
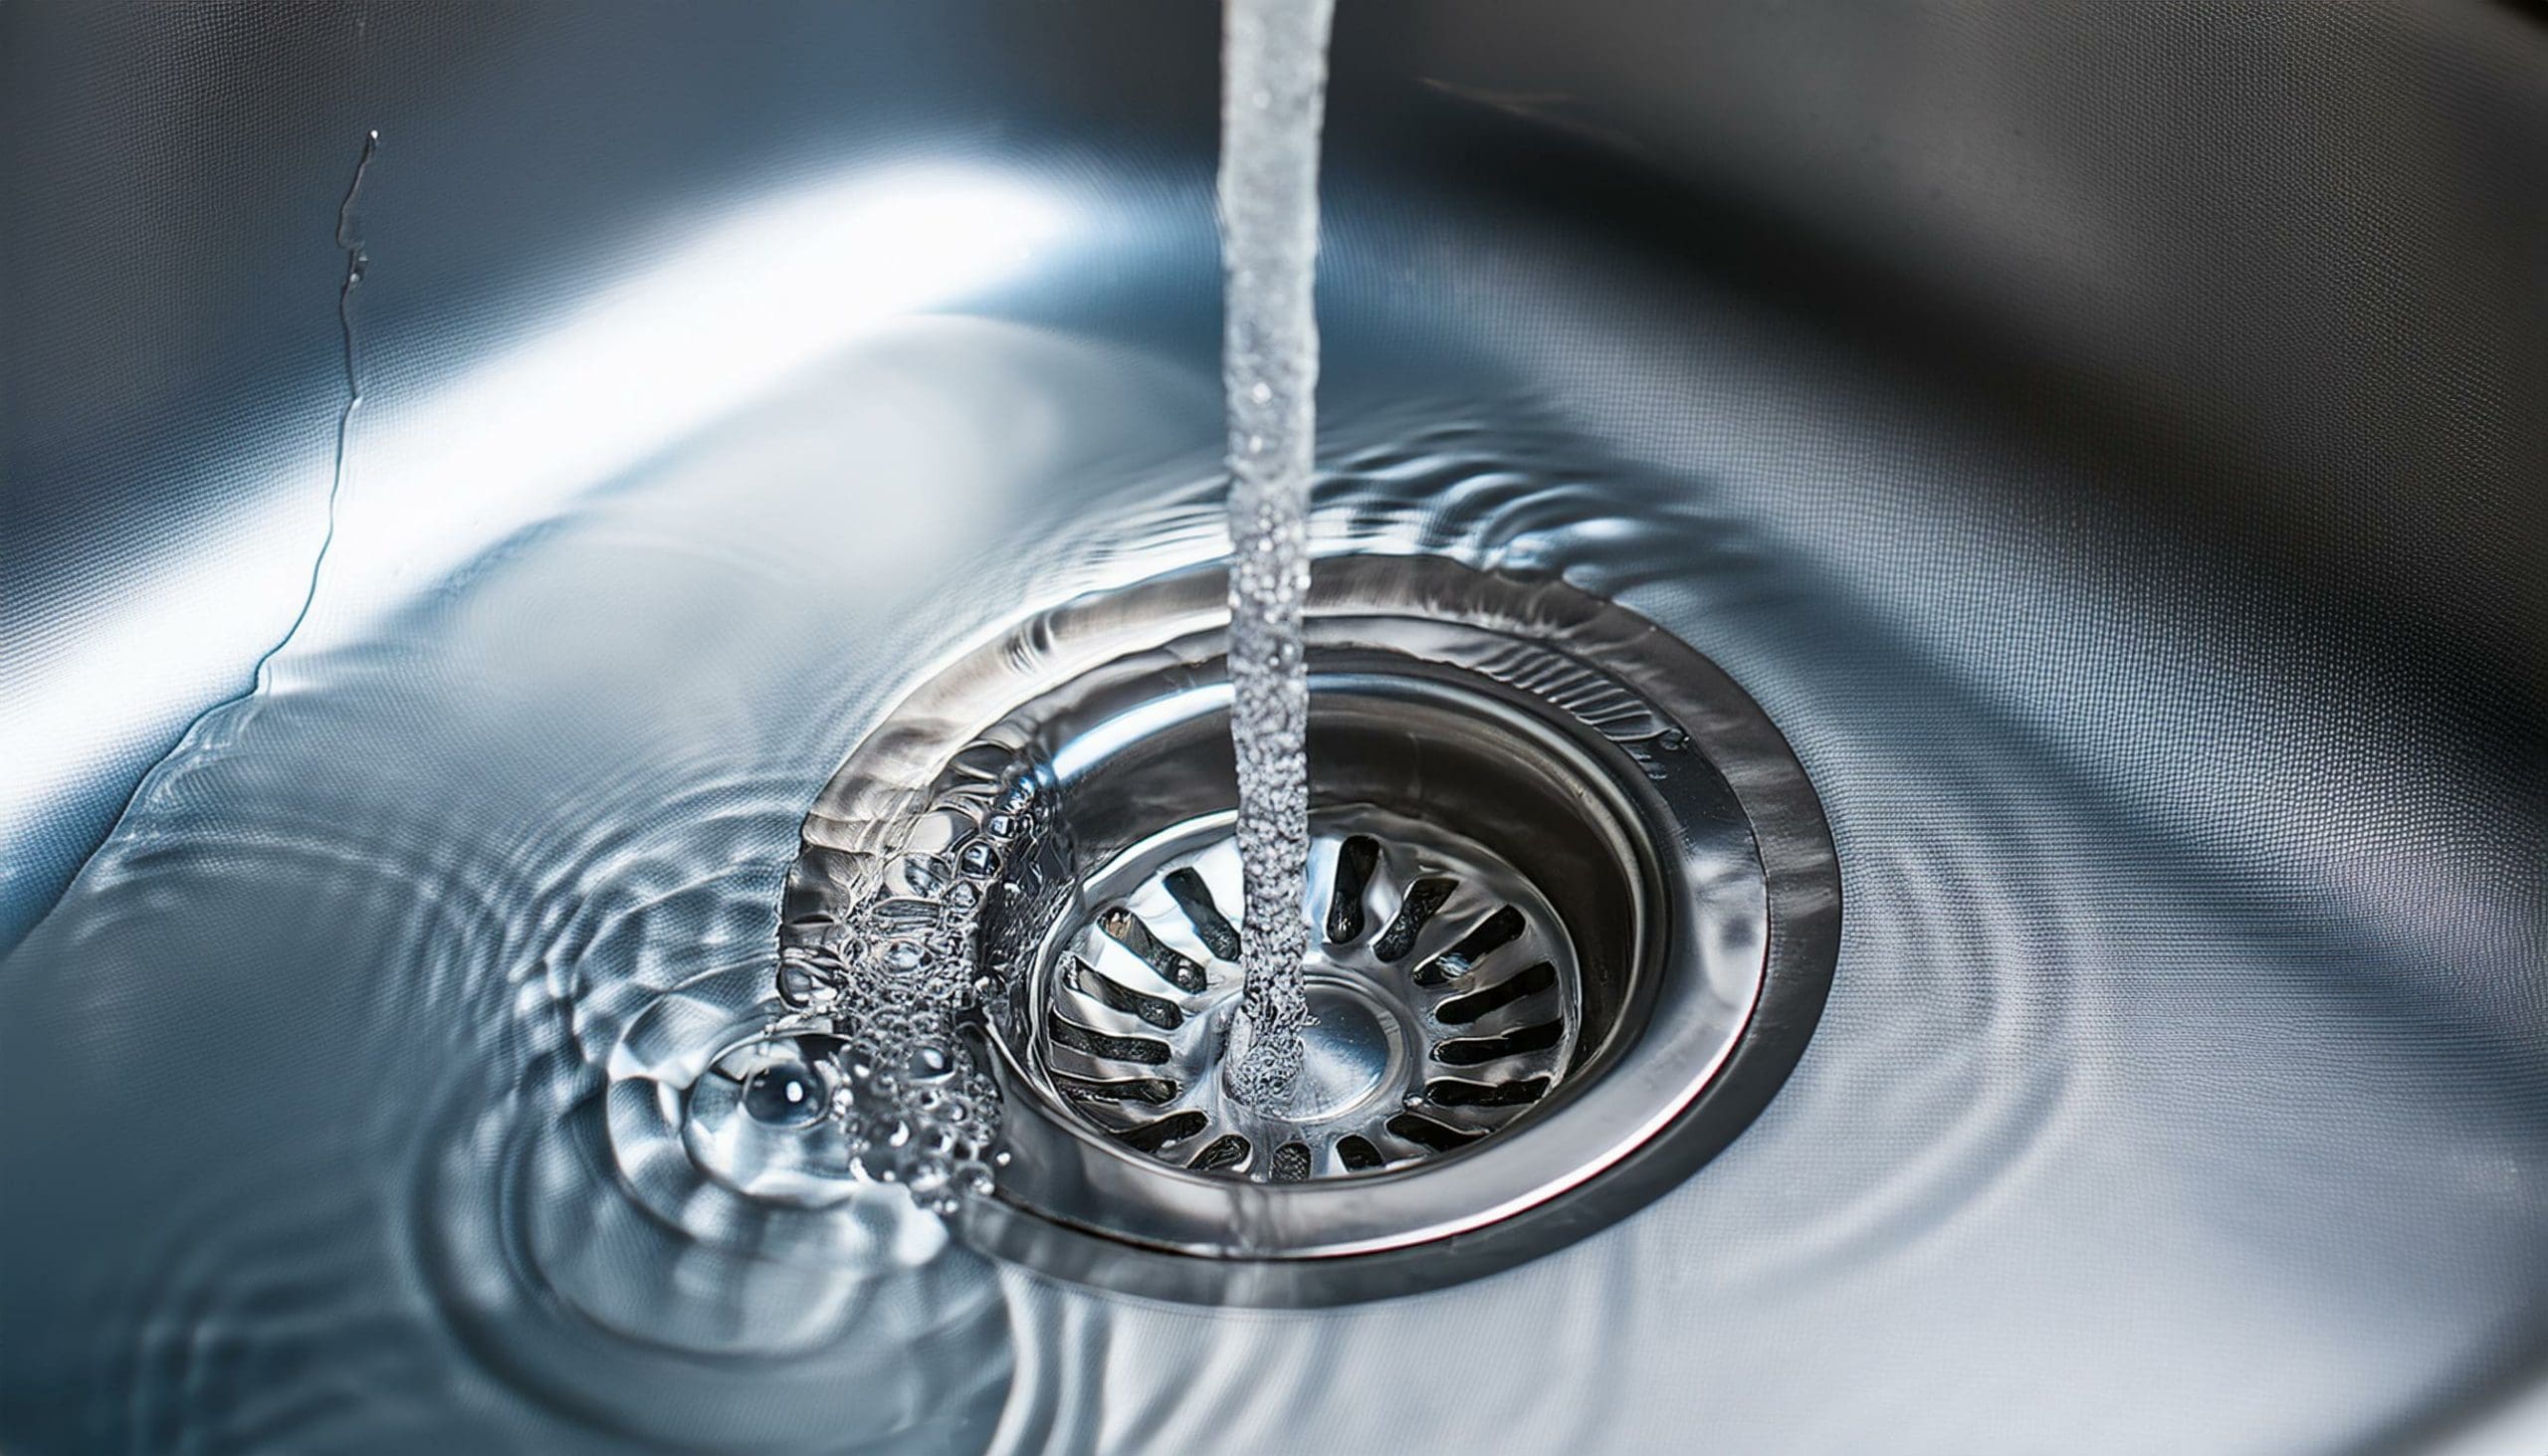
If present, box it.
[742,1056,832,1130]
[888,853,953,898]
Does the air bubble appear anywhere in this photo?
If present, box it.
[742,1058,832,1129]
[866,898,939,936]
[888,853,954,899]
[772,754,1042,1215]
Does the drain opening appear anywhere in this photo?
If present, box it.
[783,555,1839,1306]
[1038,805,1583,1180]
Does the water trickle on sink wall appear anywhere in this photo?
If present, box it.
[1217,0,1336,1113]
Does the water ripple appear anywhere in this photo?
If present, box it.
[6,316,2530,1452]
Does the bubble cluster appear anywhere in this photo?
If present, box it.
[774,752,1044,1213]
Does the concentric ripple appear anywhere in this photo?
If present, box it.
[3,308,2534,1454]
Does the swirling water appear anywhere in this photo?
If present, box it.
[1,285,2538,1452]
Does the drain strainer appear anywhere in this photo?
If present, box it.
[784,555,1838,1305]
[1042,806,1585,1180]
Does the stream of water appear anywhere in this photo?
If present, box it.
[1215,0,1336,1112]
[755,0,1341,1196]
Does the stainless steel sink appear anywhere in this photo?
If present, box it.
[4,5,2542,1453]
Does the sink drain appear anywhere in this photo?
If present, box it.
[1043,804,1587,1180]
[783,555,1838,1305]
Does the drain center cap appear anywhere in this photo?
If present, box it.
[1222,977,1402,1121]
[1033,805,1585,1180]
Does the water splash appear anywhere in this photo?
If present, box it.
[1217,0,1336,1111]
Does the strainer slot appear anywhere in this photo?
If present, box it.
[1325,834,1381,942]
[1096,907,1207,993]
[1371,876,1456,961]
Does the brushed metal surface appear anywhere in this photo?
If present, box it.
[4,4,2543,1450]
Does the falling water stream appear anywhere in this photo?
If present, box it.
[763,0,1340,1197]
[1216,0,1336,1111]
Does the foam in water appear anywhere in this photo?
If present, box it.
[1217,0,1337,1111]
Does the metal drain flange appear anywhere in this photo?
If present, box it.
[784,555,1838,1305]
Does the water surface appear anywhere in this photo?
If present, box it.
[3,179,2538,1455]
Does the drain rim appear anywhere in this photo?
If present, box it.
[787,554,1839,1305]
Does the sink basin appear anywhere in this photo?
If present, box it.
[4,4,2542,1452]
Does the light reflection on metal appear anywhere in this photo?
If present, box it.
[2,169,1070,850]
